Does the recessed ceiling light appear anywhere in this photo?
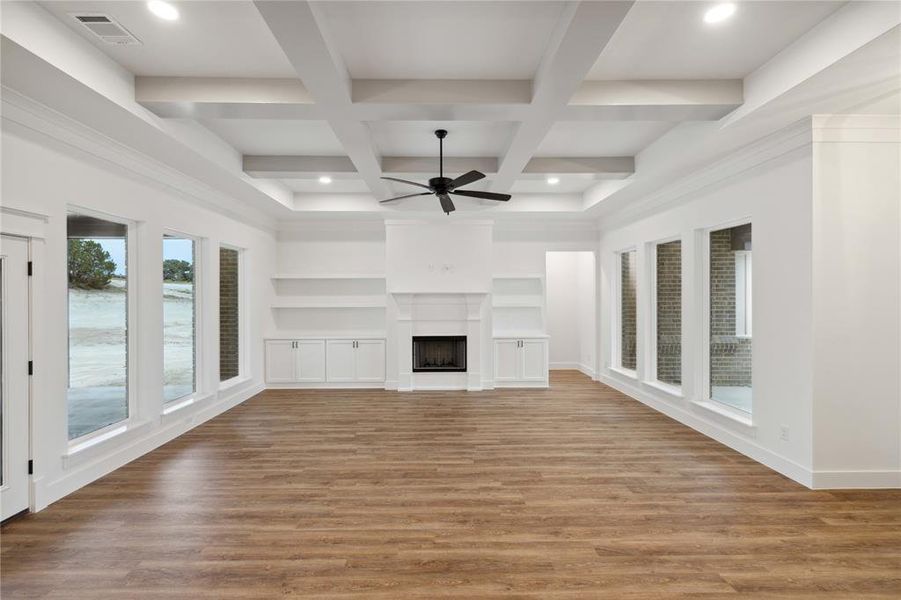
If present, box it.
[546,176,560,185]
[318,176,332,184]
[704,3,736,24]
[147,0,179,21]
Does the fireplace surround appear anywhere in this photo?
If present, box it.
[412,336,467,372]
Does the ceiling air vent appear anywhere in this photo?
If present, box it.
[71,14,141,46]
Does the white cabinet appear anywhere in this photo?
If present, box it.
[326,340,356,382]
[322,338,386,384]
[266,340,326,383]
[494,339,520,383]
[265,340,296,383]
[295,340,326,382]
[354,339,386,382]
[493,337,548,387]
[521,339,547,382]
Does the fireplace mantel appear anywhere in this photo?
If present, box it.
[389,293,489,391]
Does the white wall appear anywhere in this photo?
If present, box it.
[810,115,900,487]
[546,251,596,374]
[386,220,492,293]
[598,126,816,486]
[597,115,901,489]
[1,120,276,511]
[577,252,598,375]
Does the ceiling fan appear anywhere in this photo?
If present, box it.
[379,129,511,215]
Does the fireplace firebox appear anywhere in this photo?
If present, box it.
[412,336,467,372]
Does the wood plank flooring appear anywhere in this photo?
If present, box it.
[3,371,900,598]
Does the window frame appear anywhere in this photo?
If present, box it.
[66,206,139,446]
[162,229,202,406]
[647,235,683,393]
[698,218,753,419]
[218,243,247,387]
[612,247,638,377]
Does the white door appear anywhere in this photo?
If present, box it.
[494,339,519,382]
[296,340,326,382]
[326,339,356,382]
[354,339,385,382]
[1,236,30,520]
[520,339,548,382]
[265,340,296,383]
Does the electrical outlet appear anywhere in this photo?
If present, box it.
[780,425,790,442]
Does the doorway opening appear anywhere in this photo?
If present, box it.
[545,251,597,378]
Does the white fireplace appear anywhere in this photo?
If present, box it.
[391,293,489,391]
[385,220,493,391]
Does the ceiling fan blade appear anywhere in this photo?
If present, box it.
[448,170,485,190]
[380,192,432,204]
[381,176,431,190]
[450,189,511,202]
[437,193,456,214]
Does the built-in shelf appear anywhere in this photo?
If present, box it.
[271,296,387,309]
[492,273,544,280]
[492,331,550,339]
[265,331,387,340]
[272,273,386,280]
[492,295,544,308]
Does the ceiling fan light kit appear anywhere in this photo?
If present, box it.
[380,129,512,215]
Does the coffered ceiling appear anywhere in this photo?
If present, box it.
[15,0,900,222]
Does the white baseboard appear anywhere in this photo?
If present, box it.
[811,470,901,489]
[34,381,264,511]
[265,381,385,389]
[550,363,597,379]
[550,362,581,370]
[599,373,814,488]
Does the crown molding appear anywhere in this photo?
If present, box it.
[1,86,277,234]
[597,118,814,232]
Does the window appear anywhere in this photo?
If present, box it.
[709,223,752,413]
[655,240,681,387]
[67,213,129,439]
[219,246,240,382]
[163,234,196,403]
[618,250,637,371]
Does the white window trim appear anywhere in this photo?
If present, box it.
[162,229,203,405]
[66,206,139,446]
[699,218,753,420]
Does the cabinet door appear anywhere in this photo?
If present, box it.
[520,339,548,382]
[494,339,520,382]
[265,340,296,383]
[326,339,356,382]
[295,340,326,382]
[354,339,386,382]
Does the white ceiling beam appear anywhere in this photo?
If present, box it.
[491,1,635,192]
[253,0,388,198]
[244,155,634,179]
[524,157,633,177]
[243,155,356,179]
[136,77,735,122]
[352,79,532,104]
[381,156,498,176]
[723,2,901,126]
[135,76,321,119]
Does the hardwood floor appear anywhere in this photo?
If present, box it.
[3,371,900,598]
